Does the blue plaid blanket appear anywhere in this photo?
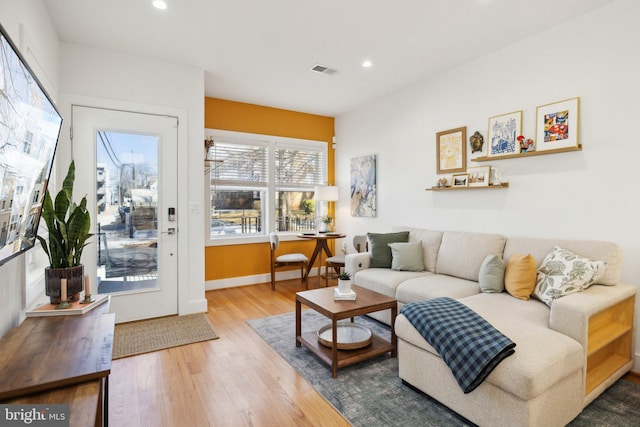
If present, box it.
[400,297,515,393]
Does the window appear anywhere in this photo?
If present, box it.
[22,131,33,154]
[206,130,327,243]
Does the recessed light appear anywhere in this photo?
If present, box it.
[152,0,167,10]
[362,60,373,68]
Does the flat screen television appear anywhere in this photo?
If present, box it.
[0,22,62,266]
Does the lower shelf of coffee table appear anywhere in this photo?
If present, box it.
[298,330,394,370]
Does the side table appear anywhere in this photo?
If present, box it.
[297,233,345,286]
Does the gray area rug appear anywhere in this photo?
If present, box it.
[113,313,219,359]
[248,311,640,427]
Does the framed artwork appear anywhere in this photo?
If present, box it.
[536,97,580,152]
[467,166,490,187]
[350,154,377,217]
[452,173,469,187]
[436,127,466,174]
[488,111,522,157]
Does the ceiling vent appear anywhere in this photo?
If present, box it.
[310,64,337,75]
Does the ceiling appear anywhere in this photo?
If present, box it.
[43,0,616,117]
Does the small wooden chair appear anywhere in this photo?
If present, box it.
[269,233,308,290]
[324,235,368,287]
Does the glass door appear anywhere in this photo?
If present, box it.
[95,130,159,293]
[72,105,178,322]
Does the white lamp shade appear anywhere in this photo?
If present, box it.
[314,185,339,201]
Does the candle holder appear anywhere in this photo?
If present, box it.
[56,299,71,309]
[80,294,95,304]
[80,275,94,304]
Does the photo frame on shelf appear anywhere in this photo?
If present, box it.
[488,111,522,157]
[436,127,466,174]
[452,173,469,187]
[467,166,490,187]
[536,97,580,152]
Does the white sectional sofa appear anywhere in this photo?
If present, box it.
[344,226,636,427]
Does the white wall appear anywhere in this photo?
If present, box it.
[58,43,207,318]
[335,0,640,369]
[0,0,62,335]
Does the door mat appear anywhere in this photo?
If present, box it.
[113,313,219,359]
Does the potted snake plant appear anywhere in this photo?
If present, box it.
[36,161,92,303]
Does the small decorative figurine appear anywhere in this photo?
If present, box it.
[491,167,504,185]
[517,135,535,152]
[436,177,449,188]
[469,131,485,153]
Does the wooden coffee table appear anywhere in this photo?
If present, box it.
[296,285,397,377]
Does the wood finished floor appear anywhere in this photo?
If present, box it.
[108,278,350,427]
[108,278,640,426]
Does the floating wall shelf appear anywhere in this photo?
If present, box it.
[471,145,581,162]
[426,183,509,191]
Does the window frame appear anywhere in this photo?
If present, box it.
[205,129,328,246]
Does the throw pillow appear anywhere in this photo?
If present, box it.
[388,242,425,272]
[533,246,607,306]
[479,254,505,293]
[367,231,410,268]
[504,253,537,300]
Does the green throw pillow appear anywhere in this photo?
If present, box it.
[479,254,505,293]
[367,231,410,268]
[389,241,425,272]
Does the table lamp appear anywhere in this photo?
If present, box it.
[314,185,339,232]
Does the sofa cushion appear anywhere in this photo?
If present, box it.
[395,293,583,401]
[367,231,410,268]
[354,268,431,298]
[505,253,537,300]
[504,237,621,286]
[389,241,425,272]
[391,226,444,273]
[533,246,607,306]
[436,231,506,281]
[479,254,505,293]
[396,274,480,304]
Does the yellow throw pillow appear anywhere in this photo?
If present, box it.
[504,253,537,300]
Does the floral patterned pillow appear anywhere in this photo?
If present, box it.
[534,246,607,306]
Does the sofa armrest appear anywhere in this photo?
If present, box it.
[549,282,637,348]
[345,252,371,277]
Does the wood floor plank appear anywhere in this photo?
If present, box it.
[108,279,349,427]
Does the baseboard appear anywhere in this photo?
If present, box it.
[180,298,208,315]
[205,267,320,291]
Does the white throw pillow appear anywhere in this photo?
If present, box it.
[534,246,607,306]
[388,242,425,272]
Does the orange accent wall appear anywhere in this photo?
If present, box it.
[204,97,335,282]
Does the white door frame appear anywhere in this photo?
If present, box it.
[60,94,196,322]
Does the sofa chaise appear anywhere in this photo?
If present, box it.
[344,226,636,427]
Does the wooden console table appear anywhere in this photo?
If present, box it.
[0,297,114,427]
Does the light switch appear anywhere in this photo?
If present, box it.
[189,201,200,213]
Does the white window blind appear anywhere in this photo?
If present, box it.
[275,146,324,189]
[209,141,268,187]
